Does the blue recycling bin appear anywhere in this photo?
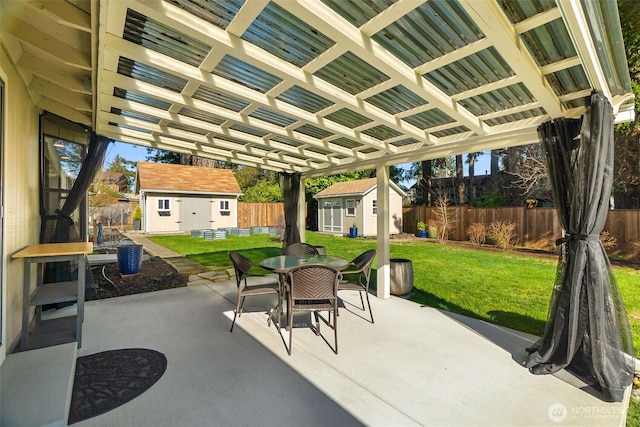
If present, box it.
[117,244,143,275]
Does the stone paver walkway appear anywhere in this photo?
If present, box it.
[124,232,235,284]
[125,232,209,275]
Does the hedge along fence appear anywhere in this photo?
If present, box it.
[403,205,640,257]
[237,202,285,229]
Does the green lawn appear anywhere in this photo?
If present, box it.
[148,231,640,351]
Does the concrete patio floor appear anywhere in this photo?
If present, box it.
[67,278,627,427]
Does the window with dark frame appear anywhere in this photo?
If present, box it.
[157,198,171,216]
[219,200,231,216]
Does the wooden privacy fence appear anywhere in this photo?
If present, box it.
[237,202,284,228]
[403,206,640,256]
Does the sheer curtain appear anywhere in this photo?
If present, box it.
[525,93,633,402]
[280,172,301,247]
[52,133,110,243]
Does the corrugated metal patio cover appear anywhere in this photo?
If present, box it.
[94,0,633,176]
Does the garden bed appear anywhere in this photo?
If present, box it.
[88,248,188,300]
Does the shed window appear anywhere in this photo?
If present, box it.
[372,200,377,216]
[157,199,170,211]
[220,200,231,216]
[346,199,356,216]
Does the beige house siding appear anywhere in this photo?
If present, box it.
[143,193,181,233]
[362,189,403,236]
[1,49,41,359]
[211,197,238,229]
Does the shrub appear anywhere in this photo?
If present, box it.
[476,188,502,207]
[599,230,617,252]
[488,221,518,251]
[466,223,487,246]
[132,205,142,221]
[433,195,455,244]
[534,231,562,254]
[633,240,640,260]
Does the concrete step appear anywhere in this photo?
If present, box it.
[0,343,77,427]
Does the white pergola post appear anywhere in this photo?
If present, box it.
[376,167,391,299]
[297,176,306,243]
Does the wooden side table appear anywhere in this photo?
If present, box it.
[13,242,93,350]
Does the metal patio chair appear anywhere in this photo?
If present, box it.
[338,249,376,323]
[285,264,341,355]
[228,251,280,332]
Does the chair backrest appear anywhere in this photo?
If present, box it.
[287,264,339,301]
[228,251,252,288]
[352,249,376,271]
[281,242,319,256]
[352,249,376,284]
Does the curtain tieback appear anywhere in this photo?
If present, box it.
[555,233,599,246]
[55,209,74,225]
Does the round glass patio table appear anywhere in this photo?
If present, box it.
[260,254,349,273]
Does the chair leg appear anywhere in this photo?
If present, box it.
[364,291,374,323]
[230,296,243,332]
[238,296,245,317]
[230,311,238,332]
[274,292,281,330]
[333,307,338,354]
[287,301,293,355]
[314,311,320,335]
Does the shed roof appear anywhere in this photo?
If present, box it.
[136,162,241,194]
[315,177,405,198]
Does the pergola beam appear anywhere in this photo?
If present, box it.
[458,0,563,118]
[281,0,487,135]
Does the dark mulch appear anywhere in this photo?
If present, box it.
[68,348,167,424]
[88,252,189,301]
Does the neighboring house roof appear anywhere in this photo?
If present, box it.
[315,178,406,198]
[102,171,125,181]
[100,171,129,192]
[136,162,242,195]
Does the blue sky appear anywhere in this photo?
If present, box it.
[104,141,148,165]
[105,140,492,187]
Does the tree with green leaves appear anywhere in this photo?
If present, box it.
[236,167,282,202]
[145,148,228,169]
[106,154,136,192]
[145,148,180,164]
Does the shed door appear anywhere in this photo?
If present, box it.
[179,197,214,230]
[322,200,342,232]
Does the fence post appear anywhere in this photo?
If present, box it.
[522,206,528,247]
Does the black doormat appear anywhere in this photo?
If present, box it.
[68,348,167,424]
